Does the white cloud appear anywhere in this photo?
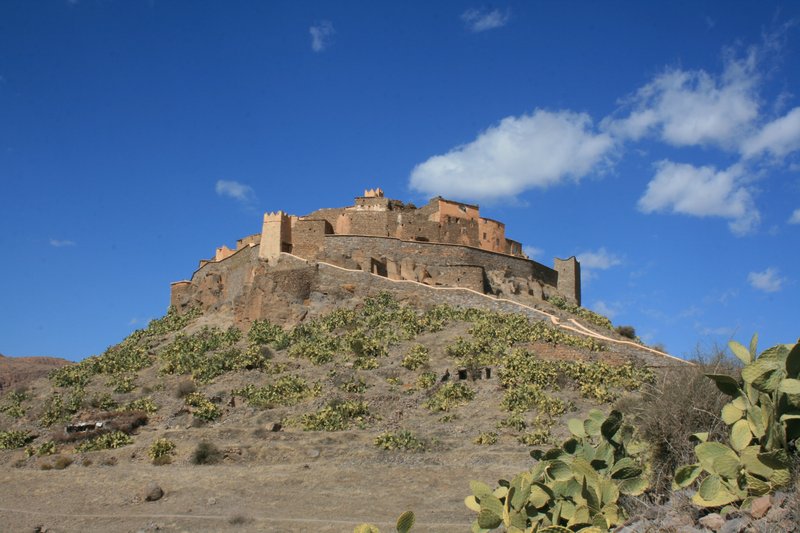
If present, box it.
[522,245,543,260]
[789,208,800,224]
[577,247,622,270]
[576,247,622,283]
[698,324,735,337]
[741,107,800,159]
[590,300,619,320]
[50,239,75,247]
[309,21,335,52]
[747,267,785,293]
[461,8,510,32]
[409,110,614,202]
[215,180,255,203]
[604,50,760,149]
[638,161,760,235]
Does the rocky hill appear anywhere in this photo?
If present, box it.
[1,292,796,532]
[0,289,679,530]
[0,353,70,393]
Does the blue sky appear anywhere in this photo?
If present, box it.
[1,1,798,361]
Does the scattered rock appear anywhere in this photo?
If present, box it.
[719,517,748,533]
[699,513,725,531]
[765,506,788,522]
[143,482,164,502]
[749,494,771,519]
[308,449,320,458]
[206,497,217,506]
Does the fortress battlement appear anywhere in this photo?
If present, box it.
[170,190,581,322]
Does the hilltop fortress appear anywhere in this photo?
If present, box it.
[170,189,581,324]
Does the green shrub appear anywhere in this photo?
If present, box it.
[0,390,29,418]
[474,432,498,445]
[547,294,614,330]
[424,383,475,412]
[75,431,133,452]
[615,325,637,339]
[159,326,249,383]
[47,307,196,389]
[248,319,290,350]
[184,392,221,422]
[501,384,567,417]
[497,413,527,432]
[26,440,57,457]
[108,372,137,393]
[89,392,119,411]
[191,441,222,465]
[516,430,550,446]
[233,375,319,408]
[0,430,35,449]
[401,344,429,371]
[121,397,159,414]
[374,430,426,451]
[148,438,176,464]
[415,372,437,390]
[40,393,68,427]
[301,400,370,431]
[340,377,369,394]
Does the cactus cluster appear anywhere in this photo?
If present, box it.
[424,382,476,412]
[148,437,177,460]
[184,392,221,421]
[374,430,426,451]
[48,306,200,390]
[0,390,28,419]
[475,432,499,445]
[233,375,319,409]
[354,510,415,533]
[466,410,649,532]
[0,430,35,449]
[546,295,614,331]
[25,440,56,457]
[39,391,83,427]
[674,335,799,508]
[75,430,133,452]
[159,325,252,383]
[401,344,430,371]
[300,399,370,431]
[121,396,159,413]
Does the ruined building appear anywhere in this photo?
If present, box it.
[170,189,581,323]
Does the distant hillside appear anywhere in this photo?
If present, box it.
[0,353,71,393]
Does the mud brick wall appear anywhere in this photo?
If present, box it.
[320,235,559,287]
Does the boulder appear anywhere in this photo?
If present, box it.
[143,482,164,502]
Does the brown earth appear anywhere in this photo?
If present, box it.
[0,295,688,533]
[0,353,70,393]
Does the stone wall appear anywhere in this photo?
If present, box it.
[291,219,332,259]
[320,234,558,285]
[311,234,566,302]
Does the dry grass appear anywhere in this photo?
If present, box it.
[191,441,221,465]
[616,346,737,498]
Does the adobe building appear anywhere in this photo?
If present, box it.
[170,189,581,322]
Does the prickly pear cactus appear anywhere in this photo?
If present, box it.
[353,511,415,533]
[674,335,799,508]
[466,409,649,532]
